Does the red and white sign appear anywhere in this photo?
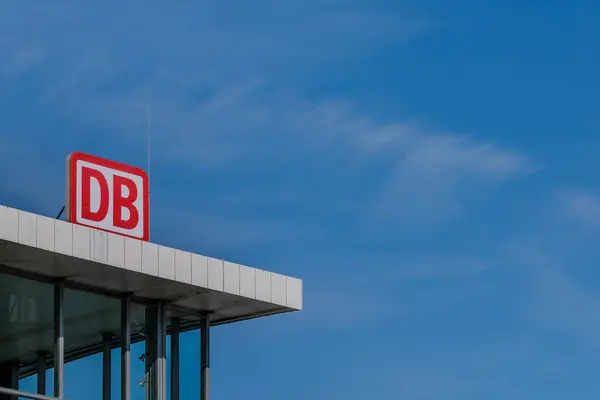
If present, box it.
[66,152,149,241]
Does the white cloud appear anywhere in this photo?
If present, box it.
[527,260,600,351]
[317,331,548,400]
[0,1,430,84]
[375,133,533,223]
[267,252,493,331]
[389,257,490,280]
[0,0,531,228]
[500,191,600,351]
[0,45,46,79]
[1,78,534,228]
[557,188,600,227]
[69,84,533,226]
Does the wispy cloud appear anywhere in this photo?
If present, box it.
[389,256,490,280]
[0,1,532,230]
[556,188,600,228]
[0,1,430,83]
[529,264,600,350]
[273,252,492,331]
[502,189,600,351]
[0,45,46,79]
[0,7,534,345]
[374,132,533,223]
[320,332,580,400]
[65,84,534,230]
[0,3,532,339]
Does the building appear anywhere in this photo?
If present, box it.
[0,204,303,399]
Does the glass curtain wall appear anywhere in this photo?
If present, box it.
[0,271,184,400]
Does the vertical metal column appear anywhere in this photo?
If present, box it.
[170,318,180,400]
[36,352,47,395]
[102,333,112,400]
[53,283,64,399]
[146,303,167,400]
[157,303,167,400]
[145,306,158,400]
[121,296,131,400]
[200,314,210,400]
[145,304,167,400]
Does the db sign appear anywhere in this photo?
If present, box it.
[66,152,149,241]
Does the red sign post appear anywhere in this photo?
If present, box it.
[66,152,149,241]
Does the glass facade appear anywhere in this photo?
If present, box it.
[0,270,205,400]
[0,273,53,372]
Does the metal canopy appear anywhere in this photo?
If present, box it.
[0,204,303,371]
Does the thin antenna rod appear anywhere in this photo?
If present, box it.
[146,104,152,242]
[147,104,151,188]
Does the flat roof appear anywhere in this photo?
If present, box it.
[0,204,302,372]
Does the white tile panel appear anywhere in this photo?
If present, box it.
[223,262,240,295]
[107,233,125,269]
[54,220,73,256]
[286,277,303,310]
[255,269,271,303]
[18,211,37,247]
[191,254,208,288]
[207,257,224,291]
[141,242,159,276]
[175,250,192,284]
[270,273,287,306]
[36,215,55,252]
[73,224,90,260]
[124,237,142,272]
[90,230,108,264]
[0,203,304,322]
[0,206,18,242]
[158,246,175,280]
[239,265,256,299]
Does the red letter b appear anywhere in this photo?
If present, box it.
[113,175,139,230]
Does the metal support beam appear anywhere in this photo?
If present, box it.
[0,387,58,400]
[145,307,156,400]
[157,303,167,400]
[102,333,112,400]
[36,352,47,395]
[145,303,167,400]
[121,296,131,400]
[145,305,167,400]
[170,318,180,400]
[200,314,210,400]
[53,283,64,399]
[143,335,150,400]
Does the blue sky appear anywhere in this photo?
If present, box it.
[3,0,600,398]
